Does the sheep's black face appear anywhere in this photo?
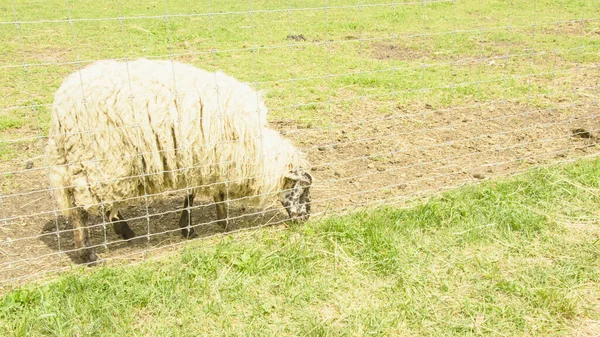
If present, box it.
[280,170,313,222]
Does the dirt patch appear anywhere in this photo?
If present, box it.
[1,91,600,288]
[0,170,289,286]
[286,34,307,42]
[371,41,432,61]
[371,38,527,63]
[24,47,73,64]
[296,98,600,213]
[537,20,597,37]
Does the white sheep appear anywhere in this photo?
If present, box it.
[46,58,313,264]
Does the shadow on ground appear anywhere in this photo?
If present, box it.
[37,196,289,264]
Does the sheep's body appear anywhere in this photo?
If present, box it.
[46,59,311,263]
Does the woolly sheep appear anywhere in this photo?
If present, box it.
[46,58,313,264]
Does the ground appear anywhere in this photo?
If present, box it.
[1,159,599,336]
[1,93,598,285]
[1,0,600,286]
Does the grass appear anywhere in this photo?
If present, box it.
[1,158,599,336]
[1,0,599,140]
[1,2,599,334]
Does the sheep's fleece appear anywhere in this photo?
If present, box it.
[47,58,309,219]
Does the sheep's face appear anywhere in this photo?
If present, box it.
[280,170,313,222]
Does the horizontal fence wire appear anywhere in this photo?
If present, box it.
[1,0,599,286]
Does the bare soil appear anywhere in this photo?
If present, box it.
[371,41,432,61]
[536,20,599,37]
[1,83,599,289]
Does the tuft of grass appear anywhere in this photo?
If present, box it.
[1,158,599,336]
[0,116,26,132]
[0,143,18,161]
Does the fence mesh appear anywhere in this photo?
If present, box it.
[1,0,599,286]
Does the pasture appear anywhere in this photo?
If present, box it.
[0,0,599,334]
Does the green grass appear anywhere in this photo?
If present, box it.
[1,0,599,140]
[2,158,599,336]
[1,2,599,332]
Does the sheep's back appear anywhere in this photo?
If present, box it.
[47,59,270,214]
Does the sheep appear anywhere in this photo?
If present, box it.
[46,58,313,264]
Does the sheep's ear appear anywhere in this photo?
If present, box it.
[285,170,312,186]
[285,170,302,182]
[301,172,313,186]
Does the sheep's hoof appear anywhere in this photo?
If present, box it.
[80,250,99,266]
[217,220,228,232]
[181,228,197,239]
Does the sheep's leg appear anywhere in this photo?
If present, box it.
[178,194,197,239]
[109,212,136,241]
[71,208,98,265]
[214,192,228,230]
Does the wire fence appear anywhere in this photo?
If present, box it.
[0,0,599,286]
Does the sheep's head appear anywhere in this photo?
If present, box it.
[280,169,313,222]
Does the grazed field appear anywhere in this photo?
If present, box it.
[1,159,599,336]
[0,0,599,285]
